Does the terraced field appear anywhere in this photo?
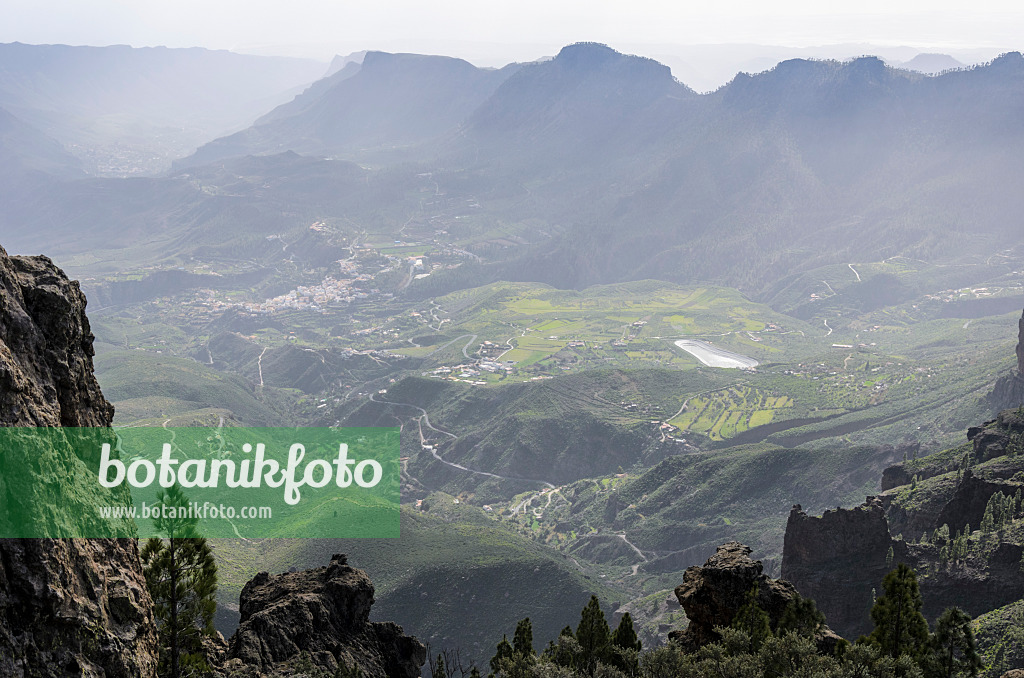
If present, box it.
[669,386,794,440]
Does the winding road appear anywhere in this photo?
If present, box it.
[369,392,555,489]
[424,333,478,358]
[257,347,267,387]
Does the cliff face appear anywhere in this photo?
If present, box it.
[988,308,1024,410]
[1017,309,1024,374]
[0,245,158,676]
[783,406,1024,643]
[0,249,113,426]
[782,500,899,639]
[226,554,426,678]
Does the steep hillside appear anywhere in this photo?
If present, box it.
[0,105,82,178]
[186,51,521,165]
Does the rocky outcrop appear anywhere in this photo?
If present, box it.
[226,554,426,678]
[934,469,1021,534]
[987,309,1024,409]
[783,475,1024,640]
[782,500,900,639]
[0,244,158,677]
[881,465,914,492]
[671,542,842,652]
[0,249,114,426]
[1017,309,1024,374]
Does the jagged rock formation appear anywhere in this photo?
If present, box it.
[787,324,1024,647]
[784,407,1024,643]
[670,542,841,652]
[0,249,114,426]
[0,244,158,677]
[933,469,1021,533]
[988,308,1024,409]
[1017,309,1024,374]
[226,554,426,678]
[782,500,901,638]
[971,408,1024,461]
[784,490,1024,640]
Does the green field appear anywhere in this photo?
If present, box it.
[669,386,795,440]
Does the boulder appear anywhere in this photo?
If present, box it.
[672,541,842,652]
[228,554,426,678]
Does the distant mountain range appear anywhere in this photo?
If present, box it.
[184,51,521,165]
[897,52,966,74]
[6,42,1024,298]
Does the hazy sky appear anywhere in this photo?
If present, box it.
[3,0,1023,63]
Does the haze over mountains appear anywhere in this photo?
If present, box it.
[185,51,522,165]
[0,42,325,174]
[6,41,1024,303]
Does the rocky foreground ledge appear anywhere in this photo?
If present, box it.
[224,554,426,678]
[0,244,158,677]
[0,244,426,678]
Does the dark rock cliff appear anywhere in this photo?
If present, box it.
[784,490,1024,641]
[225,554,426,678]
[0,244,158,677]
[1018,310,1024,375]
[783,409,1024,641]
[988,308,1024,410]
[782,500,899,639]
[671,541,842,652]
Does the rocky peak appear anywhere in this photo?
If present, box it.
[988,308,1024,409]
[0,247,113,426]
[671,541,841,651]
[227,554,425,677]
[0,243,157,677]
[1017,308,1023,374]
[782,500,899,639]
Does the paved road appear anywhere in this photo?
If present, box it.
[369,393,554,488]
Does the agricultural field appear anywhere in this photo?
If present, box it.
[669,386,794,441]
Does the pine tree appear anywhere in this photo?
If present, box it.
[867,564,930,660]
[731,584,772,650]
[777,593,826,638]
[140,484,218,678]
[512,618,534,658]
[611,613,641,652]
[576,595,611,676]
[489,635,513,677]
[927,607,981,678]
